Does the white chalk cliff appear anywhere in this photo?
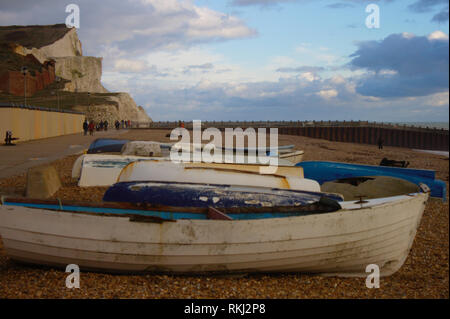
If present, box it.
[21,26,151,123]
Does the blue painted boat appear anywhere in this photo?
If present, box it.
[103,181,344,209]
[87,138,130,154]
[295,161,447,201]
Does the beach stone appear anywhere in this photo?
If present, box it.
[26,165,61,198]
[321,176,420,201]
[121,141,162,157]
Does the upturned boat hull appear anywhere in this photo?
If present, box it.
[296,161,447,201]
[0,193,428,276]
[73,154,297,187]
[116,161,320,192]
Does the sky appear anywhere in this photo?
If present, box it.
[0,0,448,122]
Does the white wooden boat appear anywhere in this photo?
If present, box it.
[72,154,298,187]
[280,150,304,164]
[73,154,156,187]
[0,191,429,276]
[117,161,320,192]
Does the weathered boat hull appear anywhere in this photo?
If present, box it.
[117,161,320,192]
[87,138,130,154]
[73,154,297,187]
[0,193,428,276]
[73,154,157,187]
[103,182,343,208]
[296,161,447,201]
[280,151,304,164]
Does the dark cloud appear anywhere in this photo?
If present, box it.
[432,7,449,22]
[276,66,325,73]
[0,0,256,56]
[349,32,449,97]
[408,0,448,13]
[230,0,391,7]
[187,63,214,70]
[131,77,448,122]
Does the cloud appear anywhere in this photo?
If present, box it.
[432,6,449,22]
[183,63,215,74]
[276,66,325,73]
[0,0,256,56]
[349,31,449,98]
[186,63,214,70]
[408,0,448,13]
[113,58,169,76]
[230,0,297,7]
[230,0,394,7]
[126,74,448,121]
[317,89,338,99]
[114,59,148,73]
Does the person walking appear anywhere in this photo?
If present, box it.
[104,120,108,131]
[83,119,89,136]
[377,136,384,149]
[88,121,95,136]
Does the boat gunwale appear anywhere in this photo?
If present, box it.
[0,192,427,222]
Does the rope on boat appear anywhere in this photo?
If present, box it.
[57,198,63,211]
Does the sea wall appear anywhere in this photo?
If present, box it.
[0,105,84,143]
[140,121,449,152]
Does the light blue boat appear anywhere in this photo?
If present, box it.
[295,161,447,201]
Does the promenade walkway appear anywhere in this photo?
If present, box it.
[0,129,128,179]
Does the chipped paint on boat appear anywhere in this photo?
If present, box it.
[103,181,342,208]
[0,192,429,276]
[73,154,302,187]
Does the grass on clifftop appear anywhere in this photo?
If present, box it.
[0,24,72,49]
[0,79,120,111]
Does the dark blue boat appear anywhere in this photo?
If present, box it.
[87,138,130,154]
[296,161,446,201]
[103,181,343,209]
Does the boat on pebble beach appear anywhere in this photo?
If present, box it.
[72,154,297,187]
[296,161,447,201]
[115,161,320,192]
[0,183,429,276]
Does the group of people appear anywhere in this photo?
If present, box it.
[114,120,131,130]
[83,119,132,135]
[83,119,109,136]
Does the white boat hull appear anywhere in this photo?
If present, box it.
[72,154,297,187]
[0,193,428,276]
[117,161,320,192]
[280,151,304,164]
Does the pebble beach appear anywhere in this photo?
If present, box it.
[0,129,448,299]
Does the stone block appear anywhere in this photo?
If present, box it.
[26,165,62,198]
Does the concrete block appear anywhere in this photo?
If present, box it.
[26,165,62,198]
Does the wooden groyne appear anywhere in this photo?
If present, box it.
[132,120,449,151]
